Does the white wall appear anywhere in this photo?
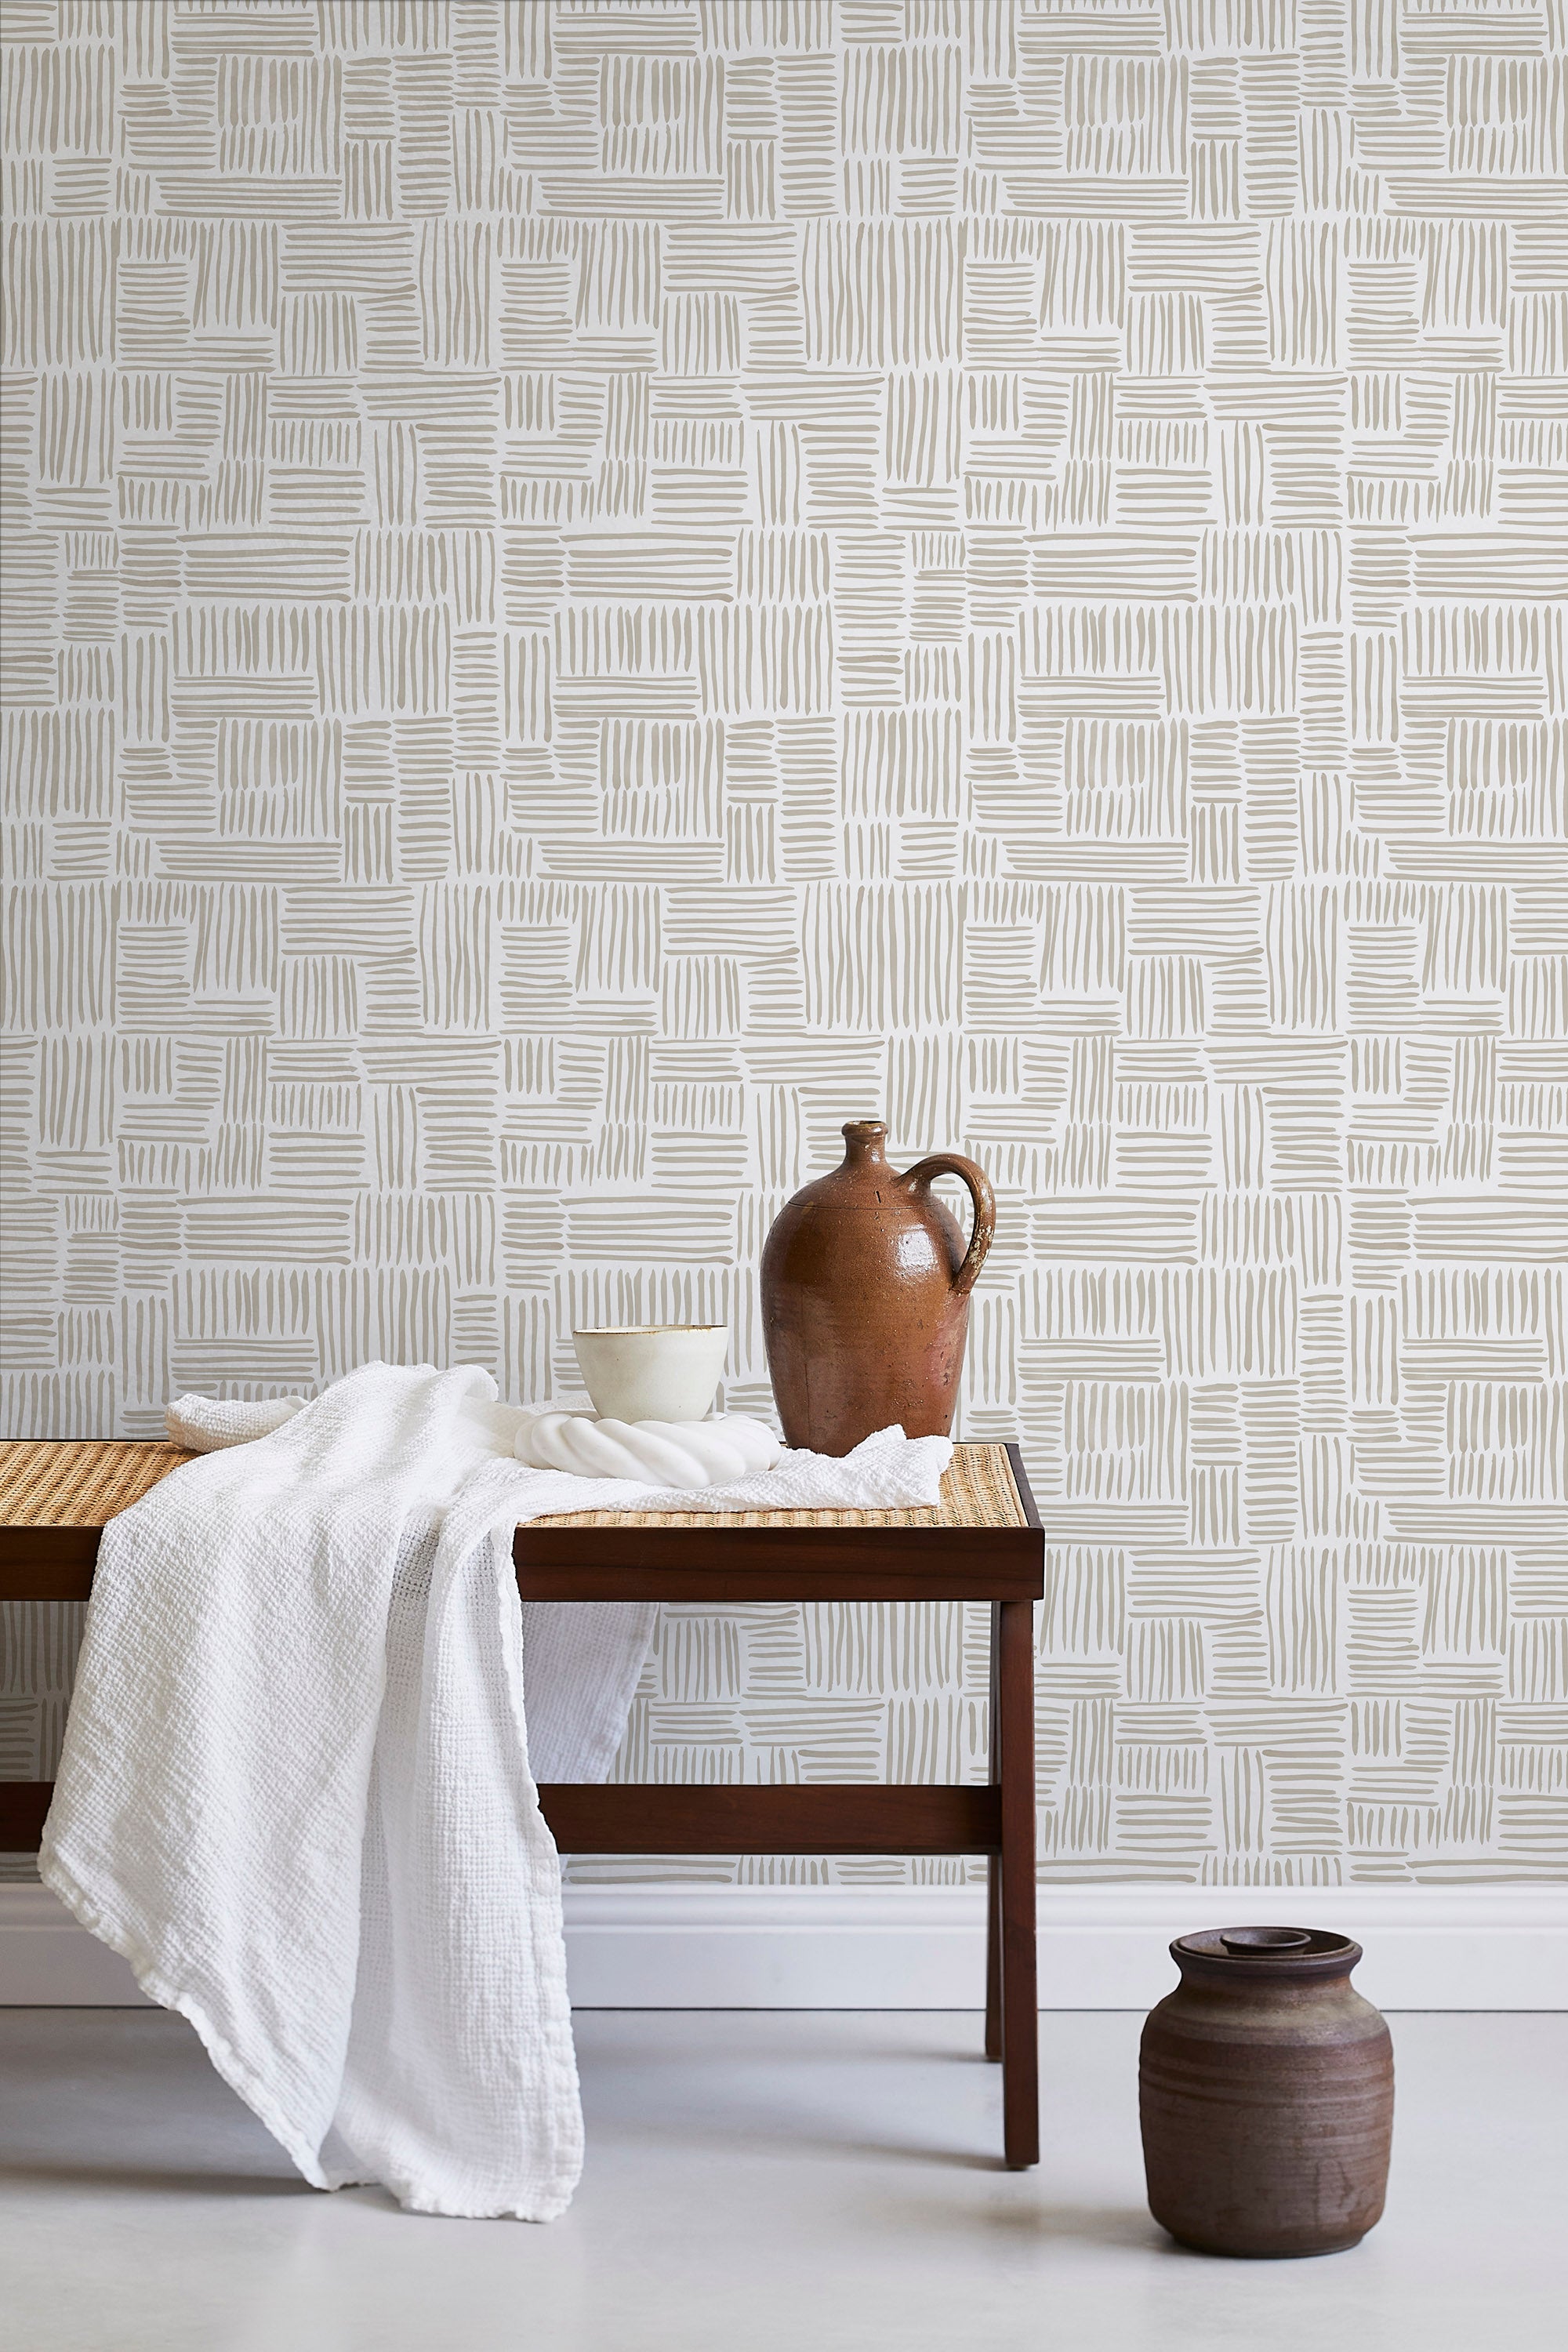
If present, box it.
[3,1,1565,1901]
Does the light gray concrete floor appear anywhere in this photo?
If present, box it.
[0,2009,1563,2352]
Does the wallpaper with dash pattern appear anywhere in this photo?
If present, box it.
[2,0,1566,1889]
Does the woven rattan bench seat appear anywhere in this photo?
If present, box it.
[0,1436,1026,1534]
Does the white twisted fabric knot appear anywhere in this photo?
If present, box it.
[514,1411,782,1489]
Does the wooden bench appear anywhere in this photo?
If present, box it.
[0,1436,1044,2169]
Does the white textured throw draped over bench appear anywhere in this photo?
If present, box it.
[41,1363,953,2219]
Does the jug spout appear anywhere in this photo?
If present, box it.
[841,1120,888,1163]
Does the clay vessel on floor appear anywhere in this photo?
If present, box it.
[760,1120,994,1456]
[1139,1926,1394,2259]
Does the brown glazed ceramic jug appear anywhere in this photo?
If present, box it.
[760,1120,994,1455]
[1139,1926,1394,2259]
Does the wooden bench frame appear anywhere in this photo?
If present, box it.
[1,1439,1044,2170]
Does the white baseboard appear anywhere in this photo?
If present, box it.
[1,1885,153,2005]
[3,1882,1564,2010]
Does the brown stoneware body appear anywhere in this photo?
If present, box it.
[760,1121,995,1456]
[1139,1926,1394,2259]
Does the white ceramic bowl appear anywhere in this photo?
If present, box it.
[572,1326,728,1425]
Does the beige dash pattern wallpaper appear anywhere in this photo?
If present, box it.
[2,0,1566,1889]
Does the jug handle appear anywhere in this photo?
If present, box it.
[899,1153,996,1299]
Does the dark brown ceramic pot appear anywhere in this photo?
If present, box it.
[760,1121,995,1456]
[1139,1926,1394,2259]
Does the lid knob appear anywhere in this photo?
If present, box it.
[1219,1927,1315,1955]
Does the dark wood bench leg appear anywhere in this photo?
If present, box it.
[985,1853,1002,2060]
[985,1602,1002,2060]
[996,1596,1038,2169]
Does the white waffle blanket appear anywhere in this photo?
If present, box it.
[42,1363,953,2219]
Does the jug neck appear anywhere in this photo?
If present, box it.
[841,1120,888,1167]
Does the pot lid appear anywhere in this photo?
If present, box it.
[1173,1924,1363,1973]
